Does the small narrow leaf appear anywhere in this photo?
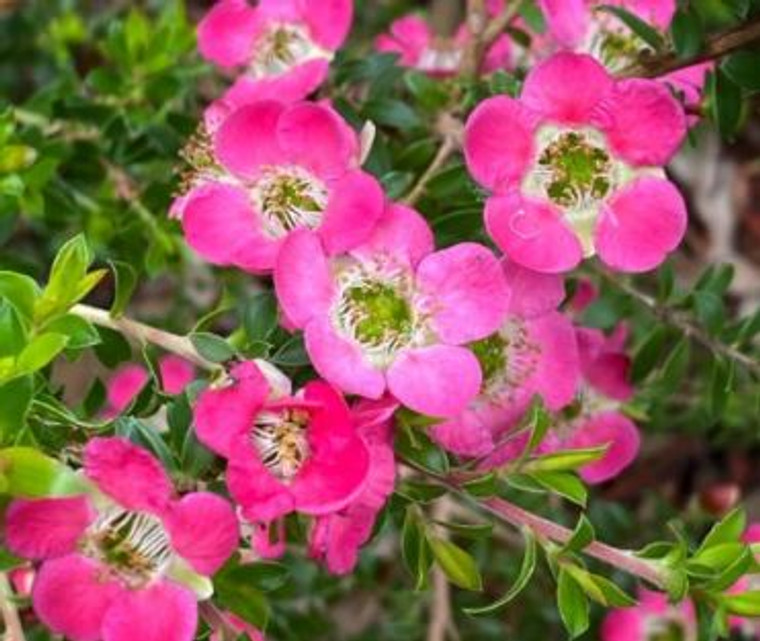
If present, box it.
[429,537,483,591]
[109,260,137,319]
[557,567,590,638]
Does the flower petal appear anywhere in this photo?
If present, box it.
[521,53,613,124]
[194,361,270,458]
[595,177,687,272]
[600,607,645,641]
[464,96,536,193]
[304,318,387,399]
[166,493,239,576]
[485,193,583,273]
[417,243,510,344]
[300,0,353,49]
[84,436,172,514]
[106,364,148,414]
[538,0,589,49]
[378,16,431,66]
[429,410,498,457]
[5,497,94,560]
[387,345,482,417]
[596,78,686,167]
[502,260,565,318]
[318,170,385,254]
[158,356,195,395]
[197,0,260,68]
[33,555,123,641]
[102,581,197,641]
[526,312,580,410]
[214,101,287,178]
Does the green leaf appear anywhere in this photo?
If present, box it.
[114,417,177,473]
[723,51,760,91]
[527,471,587,507]
[45,314,101,350]
[429,537,483,591]
[564,565,636,607]
[523,447,606,472]
[0,376,32,444]
[0,145,37,173]
[596,5,665,50]
[109,260,137,319]
[0,300,27,358]
[691,542,747,570]
[214,565,270,629]
[432,520,493,540]
[270,334,310,367]
[0,271,40,320]
[401,507,433,590]
[692,290,725,334]
[1,447,86,497]
[670,8,703,59]
[721,590,760,617]
[35,234,93,323]
[465,528,537,615]
[15,333,68,375]
[710,357,735,417]
[94,326,132,368]
[461,472,499,498]
[189,332,236,364]
[699,508,746,552]
[711,67,743,140]
[557,567,589,638]
[562,515,596,554]
[632,326,669,383]
[243,291,279,342]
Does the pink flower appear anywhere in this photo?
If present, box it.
[197,0,352,109]
[274,203,511,417]
[430,261,580,456]
[375,14,511,76]
[173,100,384,274]
[194,361,371,524]
[465,52,687,273]
[309,397,397,574]
[103,356,195,417]
[4,437,239,641]
[601,589,696,641]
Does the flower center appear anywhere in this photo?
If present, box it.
[251,23,327,77]
[646,618,686,641]
[251,409,310,482]
[470,334,508,387]
[251,168,328,238]
[82,508,172,588]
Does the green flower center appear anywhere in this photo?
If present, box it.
[254,170,328,238]
[538,131,612,209]
[342,280,414,349]
[470,334,507,387]
[647,620,685,641]
[252,409,310,482]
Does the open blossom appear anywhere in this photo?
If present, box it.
[194,361,370,525]
[309,397,397,574]
[602,589,697,641]
[172,99,384,273]
[104,356,195,417]
[465,52,687,273]
[430,262,579,456]
[274,203,510,417]
[198,0,352,110]
[375,13,510,76]
[4,437,239,641]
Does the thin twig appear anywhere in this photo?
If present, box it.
[427,499,456,641]
[459,0,520,76]
[0,574,26,641]
[403,136,459,206]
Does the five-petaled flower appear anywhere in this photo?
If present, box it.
[602,588,697,641]
[274,203,511,417]
[465,52,688,274]
[172,99,384,273]
[5,437,239,641]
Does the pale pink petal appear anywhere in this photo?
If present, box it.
[5,497,94,560]
[33,555,123,641]
[304,318,387,399]
[464,96,536,193]
[502,260,565,318]
[387,345,482,417]
[158,356,195,395]
[527,312,580,410]
[197,0,260,69]
[106,364,148,414]
[375,15,431,66]
[214,101,287,178]
[539,0,589,49]
[84,437,172,514]
[569,411,641,484]
[300,0,353,49]
[596,78,686,166]
[417,243,510,344]
[429,409,497,457]
[102,581,197,641]
[194,361,270,458]
[166,493,239,576]
[485,194,583,273]
[251,520,286,560]
[257,0,300,20]
[521,53,613,124]
[222,60,330,108]
[277,102,357,180]
[596,177,687,272]
[318,170,385,254]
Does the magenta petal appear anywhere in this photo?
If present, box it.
[84,437,173,514]
[597,78,686,167]
[274,230,335,329]
[387,345,482,417]
[569,411,641,484]
[214,101,287,177]
[106,364,148,414]
[300,0,352,49]
[318,170,385,254]
[194,361,269,458]
[33,555,123,641]
[379,16,431,66]
[350,203,434,268]
[502,260,565,318]
[159,356,195,395]
[304,318,386,399]
[227,445,295,523]
[464,96,536,193]
[538,0,589,49]
[577,328,633,401]
[277,102,357,180]
[417,243,510,344]
[485,193,583,273]
[521,53,613,124]
[102,581,197,641]
[430,410,497,457]
[5,497,94,560]
[197,0,260,68]
[600,608,645,641]
[526,312,580,410]
[166,492,239,576]
[596,177,687,272]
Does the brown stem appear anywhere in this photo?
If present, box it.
[621,17,760,78]
[0,574,26,641]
